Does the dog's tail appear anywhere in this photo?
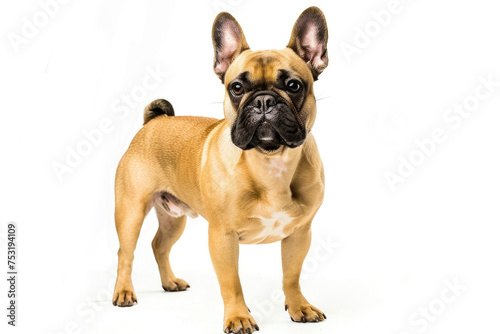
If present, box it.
[144,99,175,125]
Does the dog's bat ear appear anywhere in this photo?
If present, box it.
[212,12,250,83]
[287,7,329,80]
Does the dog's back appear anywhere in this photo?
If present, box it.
[116,104,222,216]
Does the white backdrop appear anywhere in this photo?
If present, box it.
[1,0,499,333]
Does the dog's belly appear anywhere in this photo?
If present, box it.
[239,210,297,244]
[152,191,198,219]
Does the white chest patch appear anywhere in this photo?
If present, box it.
[269,157,287,178]
[254,211,294,240]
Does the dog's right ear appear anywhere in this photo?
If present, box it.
[212,12,250,83]
[287,7,329,81]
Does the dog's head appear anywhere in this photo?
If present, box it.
[212,7,328,152]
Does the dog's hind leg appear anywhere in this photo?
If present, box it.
[112,191,150,307]
[152,201,190,292]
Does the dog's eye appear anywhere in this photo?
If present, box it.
[231,82,245,96]
[286,80,302,93]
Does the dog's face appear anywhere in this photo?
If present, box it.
[212,7,328,152]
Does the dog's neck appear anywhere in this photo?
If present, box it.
[214,122,304,192]
[241,144,303,191]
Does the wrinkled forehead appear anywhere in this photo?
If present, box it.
[225,49,312,85]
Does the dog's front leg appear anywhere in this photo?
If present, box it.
[281,224,326,322]
[209,226,259,333]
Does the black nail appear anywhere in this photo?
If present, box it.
[323,313,327,319]
[290,316,295,322]
[285,305,288,311]
[301,316,306,323]
[255,324,260,331]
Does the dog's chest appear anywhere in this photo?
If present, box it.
[253,210,294,239]
[240,198,300,244]
[235,154,305,244]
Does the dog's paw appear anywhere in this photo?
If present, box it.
[223,312,259,333]
[162,277,190,292]
[286,301,326,323]
[112,289,137,307]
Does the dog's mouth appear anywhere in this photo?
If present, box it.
[247,122,288,152]
[230,92,306,151]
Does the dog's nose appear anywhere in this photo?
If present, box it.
[252,95,277,113]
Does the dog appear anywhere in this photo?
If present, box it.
[112,6,329,333]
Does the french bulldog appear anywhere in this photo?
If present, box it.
[112,6,329,333]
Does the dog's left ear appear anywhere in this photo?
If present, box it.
[212,12,250,83]
[287,7,329,80]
